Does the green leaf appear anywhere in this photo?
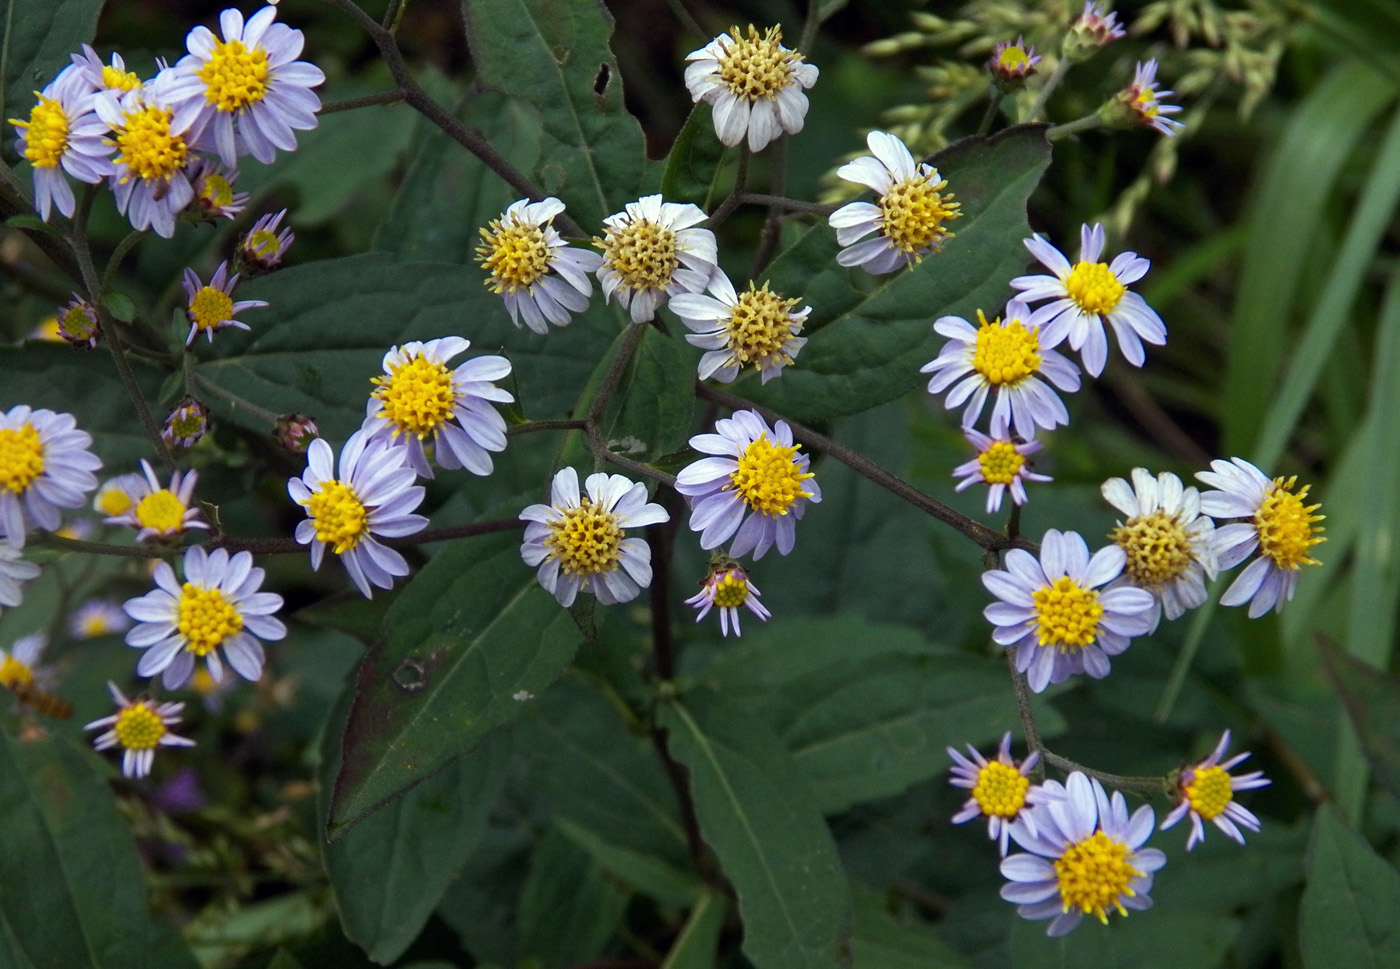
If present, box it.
[744,125,1052,424]
[101,293,136,324]
[327,531,581,832]
[517,825,631,968]
[1,0,104,127]
[266,951,307,969]
[661,888,729,969]
[1301,805,1400,968]
[849,883,972,969]
[658,691,853,969]
[435,822,532,966]
[1318,637,1400,808]
[1009,910,1239,969]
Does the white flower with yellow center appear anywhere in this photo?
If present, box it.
[0,541,40,616]
[675,409,821,560]
[1196,457,1325,618]
[165,5,325,166]
[103,459,210,542]
[1011,223,1166,378]
[683,561,771,637]
[69,45,145,95]
[520,468,669,608]
[289,430,428,598]
[670,268,809,384]
[476,197,604,334]
[123,545,285,689]
[0,633,52,699]
[983,529,1154,693]
[85,681,195,778]
[95,76,197,238]
[594,195,717,323]
[93,473,146,518]
[921,299,1081,440]
[1101,468,1217,633]
[1115,59,1183,137]
[182,260,267,345]
[1001,772,1165,937]
[363,337,514,479]
[828,130,963,274]
[8,64,113,220]
[948,732,1058,856]
[70,598,132,639]
[684,24,818,153]
[953,427,1051,514]
[1160,729,1270,850]
[0,405,102,549]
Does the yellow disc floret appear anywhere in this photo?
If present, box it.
[135,490,187,533]
[477,220,551,292]
[13,96,69,168]
[198,38,269,112]
[113,105,188,182]
[978,441,1026,485]
[1032,577,1103,650]
[1065,262,1126,315]
[200,172,234,208]
[972,310,1041,386]
[1183,765,1233,821]
[189,285,234,334]
[997,46,1032,73]
[113,702,167,749]
[1255,476,1325,570]
[596,219,680,293]
[1054,830,1142,923]
[972,761,1030,819]
[725,283,800,365]
[0,423,45,494]
[1111,510,1193,588]
[373,354,457,438]
[877,171,961,256]
[0,654,34,691]
[304,479,370,554]
[177,583,243,656]
[545,498,623,577]
[728,435,814,516]
[711,571,750,608]
[102,65,142,92]
[716,25,798,101]
[97,485,135,516]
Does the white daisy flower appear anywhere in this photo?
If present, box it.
[920,299,1081,440]
[362,337,514,479]
[123,545,286,689]
[9,63,114,220]
[670,268,809,384]
[683,24,818,153]
[1001,772,1165,937]
[0,405,102,548]
[982,529,1155,693]
[675,409,820,560]
[519,468,669,608]
[289,430,428,598]
[1117,59,1184,137]
[953,427,1051,514]
[1010,223,1166,377]
[0,541,40,614]
[95,74,198,238]
[594,195,717,323]
[92,469,136,517]
[475,197,604,334]
[1160,729,1270,850]
[85,681,195,778]
[103,459,209,542]
[182,260,268,345]
[683,561,771,637]
[828,130,962,274]
[1195,457,1325,618]
[948,732,1058,856]
[70,598,133,638]
[0,633,54,699]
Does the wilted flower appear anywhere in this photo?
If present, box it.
[684,561,771,636]
[476,197,603,334]
[163,398,210,450]
[683,24,818,152]
[669,269,809,384]
[594,195,717,323]
[1160,730,1271,849]
[182,261,267,345]
[85,681,195,778]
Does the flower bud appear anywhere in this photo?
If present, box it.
[57,295,101,347]
[162,398,209,450]
[273,413,319,453]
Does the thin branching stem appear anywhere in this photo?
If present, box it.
[1025,57,1071,122]
[319,90,405,114]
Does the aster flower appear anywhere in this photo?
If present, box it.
[69,45,146,95]
[676,410,820,559]
[594,195,717,323]
[1195,457,1325,618]
[238,208,294,272]
[1110,59,1184,137]
[1001,772,1164,937]
[519,468,669,608]
[1011,223,1166,378]
[70,598,133,638]
[1063,2,1126,62]
[103,459,209,542]
[57,294,102,347]
[949,732,1058,856]
[289,430,428,598]
[982,529,1154,693]
[669,269,809,383]
[920,299,1081,440]
[989,37,1041,85]
[8,64,113,220]
[1161,730,1270,849]
[828,130,962,274]
[476,197,604,334]
[124,545,286,689]
[188,158,249,220]
[953,427,1051,514]
[684,561,771,636]
[683,24,819,153]
[163,398,210,450]
[0,405,102,548]
[165,5,325,166]
[95,75,198,238]
[0,541,40,614]
[93,473,146,518]
[85,681,195,778]
[182,261,267,345]
[1101,468,1217,633]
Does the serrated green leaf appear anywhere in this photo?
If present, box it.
[1300,806,1400,969]
[661,888,729,969]
[1,0,104,128]
[517,825,631,968]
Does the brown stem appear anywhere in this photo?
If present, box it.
[319,90,406,114]
[1039,751,1174,796]
[649,725,719,889]
[1006,652,1044,781]
[737,193,838,217]
[750,136,788,277]
[706,146,750,230]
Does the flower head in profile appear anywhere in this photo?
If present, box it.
[124,546,286,689]
[69,45,145,95]
[684,561,771,637]
[675,409,821,560]
[953,427,1051,514]
[1196,457,1324,617]
[1063,2,1126,62]
[289,430,428,598]
[85,681,195,778]
[684,24,818,152]
[1107,59,1184,137]
[238,208,294,273]
[594,195,717,323]
[520,468,669,608]
[1001,772,1164,937]
[0,405,102,548]
[989,37,1041,85]
[182,261,267,345]
[669,268,809,384]
[189,158,249,220]
[57,294,102,348]
[476,198,603,334]
[70,598,132,639]
[8,65,113,220]
[163,398,210,450]
[95,76,198,238]
[948,732,1056,856]
[982,529,1154,692]
[1161,730,1270,850]
[1011,223,1166,377]
[920,299,1081,440]
[828,130,962,274]
[103,459,209,542]
[0,541,40,615]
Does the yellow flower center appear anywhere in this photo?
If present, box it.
[1111,509,1193,588]
[0,423,45,494]
[1054,830,1142,923]
[303,479,370,554]
[114,702,167,750]
[167,406,207,443]
[977,441,1026,485]
[177,583,243,656]
[476,219,551,292]
[113,105,188,183]
[1255,476,1325,570]
[191,666,219,696]
[135,489,187,533]
[198,38,269,112]
[972,310,1041,386]
[189,285,234,333]
[1183,765,1233,821]
[200,172,234,207]
[716,25,799,101]
[545,497,623,577]
[724,282,800,365]
[0,654,34,691]
[711,572,749,608]
[372,353,457,438]
[1032,576,1103,650]
[997,46,1031,71]
[971,760,1030,819]
[728,435,814,516]
[876,171,961,256]
[13,96,69,168]
[81,614,115,637]
[102,65,142,92]
[248,228,281,258]
[97,484,135,516]
[1065,261,1125,315]
[1132,88,1161,118]
[596,219,679,293]
[61,303,98,341]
